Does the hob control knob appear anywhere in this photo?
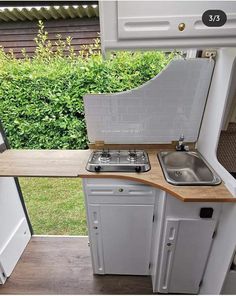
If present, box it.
[135,166,142,173]
[94,166,101,172]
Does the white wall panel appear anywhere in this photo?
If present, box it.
[0,178,31,283]
[200,203,236,294]
[100,1,236,52]
[0,133,4,145]
[197,49,236,196]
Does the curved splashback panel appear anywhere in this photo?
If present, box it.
[84,58,214,144]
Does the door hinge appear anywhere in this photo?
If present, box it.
[199,279,203,287]
[149,262,151,269]
[152,215,155,223]
[212,230,217,239]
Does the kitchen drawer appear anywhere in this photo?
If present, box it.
[87,195,155,205]
[86,185,156,204]
[83,177,157,204]
[84,178,148,187]
[86,184,155,196]
[85,184,156,204]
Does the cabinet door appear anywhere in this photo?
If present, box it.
[99,204,154,275]
[158,218,215,294]
[0,178,31,284]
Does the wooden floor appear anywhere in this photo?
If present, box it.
[0,236,153,295]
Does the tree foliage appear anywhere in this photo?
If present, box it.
[0,21,176,149]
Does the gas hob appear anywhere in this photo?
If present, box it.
[86,150,150,173]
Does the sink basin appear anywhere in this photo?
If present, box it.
[158,151,221,186]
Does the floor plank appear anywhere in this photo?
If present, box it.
[0,236,153,295]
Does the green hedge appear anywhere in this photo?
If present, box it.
[0,21,175,149]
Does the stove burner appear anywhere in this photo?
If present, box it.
[128,151,138,162]
[86,149,150,173]
[100,151,111,162]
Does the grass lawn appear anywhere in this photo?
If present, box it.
[19,178,88,235]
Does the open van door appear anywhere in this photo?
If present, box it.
[0,123,32,284]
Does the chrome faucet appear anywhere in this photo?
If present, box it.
[176,134,189,151]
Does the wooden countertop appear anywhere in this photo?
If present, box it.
[0,149,235,202]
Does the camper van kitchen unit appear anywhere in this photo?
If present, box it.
[1,1,236,294]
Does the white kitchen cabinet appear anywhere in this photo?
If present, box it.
[84,179,222,294]
[100,1,236,51]
[83,178,157,275]
[88,204,154,275]
[154,195,222,294]
[158,218,215,294]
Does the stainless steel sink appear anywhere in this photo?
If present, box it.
[158,151,221,186]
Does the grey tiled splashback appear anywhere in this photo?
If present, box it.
[84,58,214,144]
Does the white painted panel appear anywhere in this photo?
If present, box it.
[84,58,214,144]
[168,219,215,294]
[84,177,147,186]
[0,133,4,145]
[159,218,215,294]
[86,184,155,197]
[100,1,236,52]
[118,3,236,40]
[0,218,30,277]
[0,178,31,283]
[100,204,154,275]
[197,48,236,196]
[200,203,236,295]
[165,193,222,220]
[83,178,157,276]
[150,191,166,292]
[87,194,155,205]
[155,195,221,294]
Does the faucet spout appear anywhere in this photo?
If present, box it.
[176,134,189,151]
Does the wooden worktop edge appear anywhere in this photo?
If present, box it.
[77,173,236,203]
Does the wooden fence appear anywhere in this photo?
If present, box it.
[0,17,100,58]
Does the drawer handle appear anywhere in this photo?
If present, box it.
[118,188,124,192]
[90,190,114,195]
[128,190,153,195]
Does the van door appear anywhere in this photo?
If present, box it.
[0,123,32,284]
